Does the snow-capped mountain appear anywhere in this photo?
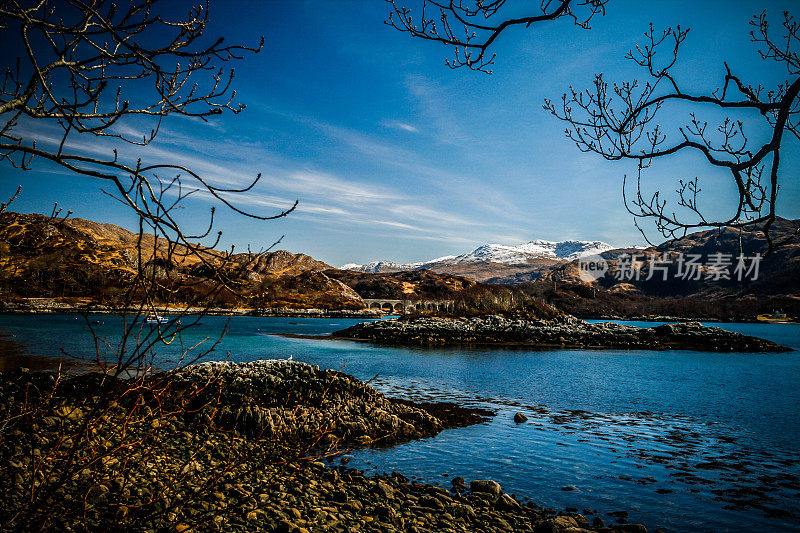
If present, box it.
[341,240,616,273]
[338,260,422,274]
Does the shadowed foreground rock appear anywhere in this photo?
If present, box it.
[172,360,446,447]
[0,361,646,532]
[333,315,790,352]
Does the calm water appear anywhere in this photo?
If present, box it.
[1,314,799,532]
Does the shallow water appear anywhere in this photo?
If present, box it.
[1,314,798,532]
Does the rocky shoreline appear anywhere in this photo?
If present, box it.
[0,360,650,532]
[0,298,381,318]
[577,314,800,325]
[333,315,791,352]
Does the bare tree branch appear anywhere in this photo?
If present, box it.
[544,11,799,249]
[0,0,296,248]
[388,3,798,251]
[0,2,303,529]
[386,0,608,73]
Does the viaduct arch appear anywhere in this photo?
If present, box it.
[362,298,455,314]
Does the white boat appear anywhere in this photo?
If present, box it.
[144,314,169,325]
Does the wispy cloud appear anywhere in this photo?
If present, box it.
[12,106,533,255]
[382,120,419,133]
[123,125,503,243]
[404,74,474,147]
[283,170,401,204]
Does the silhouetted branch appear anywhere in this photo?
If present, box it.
[0,184,20,214]
[0,0,296,252]
[0,2,302,529]
[544,11,799,249]
[386,0,608,73]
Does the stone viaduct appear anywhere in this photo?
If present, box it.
[362,298,455,314]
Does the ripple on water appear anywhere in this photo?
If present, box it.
[346,377,800,533]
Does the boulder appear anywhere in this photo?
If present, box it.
[470,479,502,499]
[495,493,521,511]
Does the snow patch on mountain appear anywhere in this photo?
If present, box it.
[338,260,420,274]
[341,240,616,272]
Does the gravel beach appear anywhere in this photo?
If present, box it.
[0,360,648,532]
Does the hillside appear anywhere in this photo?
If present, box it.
[3,211,796,319]
[540,218,800,298]
[0,212,361,311]
[524,219,800,320]
[324,268,480,299]
[0,212,494,312]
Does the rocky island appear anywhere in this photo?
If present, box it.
[333,315,791,352]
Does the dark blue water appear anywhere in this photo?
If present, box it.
[1,314,799,532]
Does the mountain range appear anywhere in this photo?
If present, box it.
[341,239,620,283]
[1,211,797,319]
[541,217,800,298]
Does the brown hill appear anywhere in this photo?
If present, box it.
[0,212,360,310]
[323,268,479,299]
[0,212,495,312]
[425,259,561,284]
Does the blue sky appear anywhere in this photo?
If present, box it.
[2,0,798,266]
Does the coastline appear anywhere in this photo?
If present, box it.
[0,361,648,532]
[0,298,382,319]
[3,318,797,530]
[578,314,800,325]
[2,298,795,323]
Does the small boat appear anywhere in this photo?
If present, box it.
[144,314,169,325]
